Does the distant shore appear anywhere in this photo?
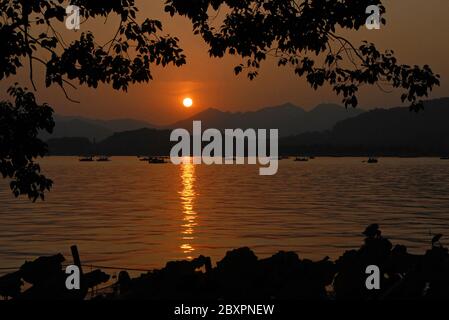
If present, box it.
[43,154,449,158]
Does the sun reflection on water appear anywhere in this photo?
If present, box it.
[179,159,197,260]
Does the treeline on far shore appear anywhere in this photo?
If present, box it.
[46,134,449,158]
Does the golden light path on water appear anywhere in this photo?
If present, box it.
[179,159,197,260]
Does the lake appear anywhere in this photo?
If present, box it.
[1,157,448,274]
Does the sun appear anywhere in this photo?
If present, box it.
[183,97,193,108]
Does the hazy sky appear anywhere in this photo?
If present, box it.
[1,0,449,124]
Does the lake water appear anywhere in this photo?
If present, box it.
[1,157,448,275]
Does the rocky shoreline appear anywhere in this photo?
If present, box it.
[1,225,448,300]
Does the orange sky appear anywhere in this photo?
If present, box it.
[1,0,448,125]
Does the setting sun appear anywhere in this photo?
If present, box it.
[183,98,193,108]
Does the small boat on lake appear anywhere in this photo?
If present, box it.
[294,157,309,162]
[367,157,378,164]
[96,156,111,162]
[148,157,167,164]
[440,156,449,160]
[79,156,94,162]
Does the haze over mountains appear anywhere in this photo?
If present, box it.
[40,115,157,141]
[45,98,449,156]
[44,103,363,141]
[166,103,363,137]
[281,98,449,156]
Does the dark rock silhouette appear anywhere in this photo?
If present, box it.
[1,225,448,300]
[0,271,23,299]
[0,253,109,300]
[20,253,65,286]
[99,225,449,300]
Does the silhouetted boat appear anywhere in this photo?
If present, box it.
[294,157,309,162]
[138,156,150,161]
[79,156,94,162]
[440,156,449,160]
[96,156,110,162]
[148,157,167,164]
[367,157,378,164]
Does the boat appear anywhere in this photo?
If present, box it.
[79,156,94,162]
[148,157,167,164]
[367,157,378,164]
[440,156,449,160]
[294,157,309,162]
[96,156,111,162]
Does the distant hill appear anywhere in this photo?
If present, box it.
[47,137,93,156]
[281,98,449,156]
[96,128,173,156]
[40,115,156,142]
[42,103,361,142]
[166,103,364,137]
[45,98,449,157]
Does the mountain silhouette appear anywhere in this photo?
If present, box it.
[166,103,363,137]
[46,98,449,157]
[47,137,93,156]
[40,115,156,142]
[281,98,449,156]
[42,103,362,142]
[96,128,172,156]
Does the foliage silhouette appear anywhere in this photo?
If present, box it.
[0,0,186,92]
[165,0,440,109]
[0,85,54,201]
[0,0,442,200]
[0,0,186,200]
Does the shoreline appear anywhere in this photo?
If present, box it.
[1,224,448,300]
